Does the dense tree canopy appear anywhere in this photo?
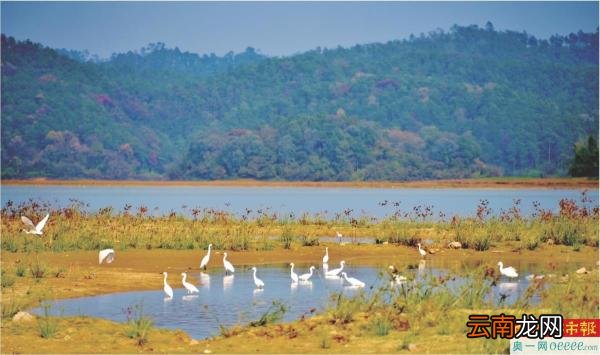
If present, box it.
[569,136,599,177]
[1,25,598,180]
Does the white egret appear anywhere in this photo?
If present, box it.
[326,260,345,276]
[21,213,49,235]
[200,244,212,270]
[299,266,315,281]
[223,252,235,275]
[388,265,407,284]
[336,231,343,243]
[162,272,173,298]
[526,274,545,281]
[341,272,365,287]
[290,262,299,283]
[251,267,265,288]
[497,261,519,278]
[417,243,427,258]
[98,249,115,264]
[181,272,199,294]
[322,247,329,264]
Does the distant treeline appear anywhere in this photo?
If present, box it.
[1,23,598,180]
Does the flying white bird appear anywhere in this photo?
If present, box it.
[417,243,427,258]
[341,272,365,287]
[98,249,115,264]
[498,261,519,278]
[251,267,265,288]
[200,243,212,270]
[181,272,199,294]
[290,262,299,283]
[322,247,329,264]
[326,260,345,276]
[21,214,49,235]
[223,252,235,275]
[299,266,316,281]
[162,272,173,298]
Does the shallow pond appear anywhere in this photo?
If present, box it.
[32,262,554,339]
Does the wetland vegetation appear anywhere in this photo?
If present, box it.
[1,192,597,353]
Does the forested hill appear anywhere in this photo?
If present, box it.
[1,25,598,180]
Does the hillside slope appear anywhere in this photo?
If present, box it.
[1,25,598,180]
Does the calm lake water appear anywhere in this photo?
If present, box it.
[1,185,597,219]
[33,262,550,340]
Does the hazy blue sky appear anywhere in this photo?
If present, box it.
[2,1,598,58]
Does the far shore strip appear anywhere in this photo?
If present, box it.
[1,178,598,189]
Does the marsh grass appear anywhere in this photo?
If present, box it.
[1,296,24,319]
[123,303,154,346]
[15,263,27,277]
[328,292,365,324]
[1,269,16,289]
[38,302,59,339]
[1,195,597,252]
[279,227,295,250]
[249,300,287,327]
[29,257,47,279]
[368,314,392,336]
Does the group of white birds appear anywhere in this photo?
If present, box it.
[22,214,521,298]
[159,245,367,298]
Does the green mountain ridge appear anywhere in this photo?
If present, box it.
[1,25,598,180]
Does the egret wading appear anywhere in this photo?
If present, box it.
[498,261,519,278]
[181,272,199,294]
[299,266,316,281]
[417,243,427,258]
[251,267,265,289]
[200,243,212,270]
[162,272,173,298]
[290,262,299,283]
[341,272,365,287]
[223,252,235,275]
[326,260,345,276]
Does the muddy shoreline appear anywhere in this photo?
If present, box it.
[2,177,598,189]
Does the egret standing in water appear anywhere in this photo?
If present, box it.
[181,272,199,294]
[322,247,329,264]
[326,260,345,276]
[417,243,427,258]
[162,272,173,298]
[223,252,235,275]
[388,265,407,284]
[98,249,115,264]
[341,272,365,287]
[336,231,343,243]
[21,213,50,235]
[251,267,264,289]
[299,266,315,281]
[497,261,519,278]
[290,262,299,283]
[200,244,212,270]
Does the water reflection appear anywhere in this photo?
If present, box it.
[223,275,234,291]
